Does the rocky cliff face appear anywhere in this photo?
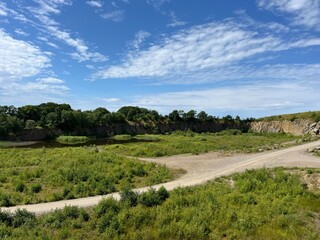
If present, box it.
[250,119,320,136]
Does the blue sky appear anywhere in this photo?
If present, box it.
[0,0,319,118]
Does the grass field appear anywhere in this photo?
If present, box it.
[1,168,320,239]
[0,147,172,207]
[105,131,304,157]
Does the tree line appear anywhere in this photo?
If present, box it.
[0,102,254,137]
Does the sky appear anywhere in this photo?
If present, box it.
[0,0,319,118]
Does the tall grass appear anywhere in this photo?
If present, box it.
[1,168,320,239]
[0,147,173,206]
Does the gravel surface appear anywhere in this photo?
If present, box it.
[2,140,320,215]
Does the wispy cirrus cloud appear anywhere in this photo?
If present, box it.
[86,0,103,8]
[257,0,320,30]
[14,28,29,36]
[167,11,187,28]
[146,0,170,10]
[129,30,151,49]
[93,21,282,79]
[28,0,107,62]
[0,2,29,22]
[101,10,125,22]
[93,19,320,82]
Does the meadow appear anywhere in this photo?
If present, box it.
[106,131,304,157]
[1,168,320,239]
[0,147,172,207]
[0,131,308,207]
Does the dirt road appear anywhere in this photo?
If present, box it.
[2,140,320,215]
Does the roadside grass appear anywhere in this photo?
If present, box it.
[105,132,303,157]
[1,168,320,239]
[0,147,173,207]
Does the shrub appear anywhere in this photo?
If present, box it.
[94,197,120,218]
[0,210,12,226]
[0,194,14,207]
[120,188,139,207]
[30,183,42,193]
[12,209,36,228]
[15,182,26,193]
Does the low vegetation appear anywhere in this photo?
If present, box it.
[1,168,320,239]
[105,131,302,157]
[260,110,320,122]
[0,147,172,207]
[56,136,89,145]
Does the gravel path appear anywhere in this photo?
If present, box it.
[2,140,320,215]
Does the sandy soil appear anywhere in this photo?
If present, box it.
[2,140,320,215]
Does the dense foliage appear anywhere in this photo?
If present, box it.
[0,103,252,137]
[1,168,320,239]
[105,131,302,157]
[0,147,172,207]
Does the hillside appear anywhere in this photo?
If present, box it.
[259,111,320,122]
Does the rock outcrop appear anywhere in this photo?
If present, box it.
[250,119,320,136]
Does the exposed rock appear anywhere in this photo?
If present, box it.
[250,120,320,136]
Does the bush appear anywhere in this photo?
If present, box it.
[30,183,42,193]
[0,194,14,207]
[94,197,120,218]
[138,187,169,207]
[12,209,36,228]
[0,210,12,226]
[120,188,139,207]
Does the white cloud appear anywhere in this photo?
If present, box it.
[102,98,121,103]
[257,0,320,30]
[0,2,29,22]
[38,77,64,84]
[29,0,107,62]
[86,1,103,8]
[147,0,170,10]
[32,0,73,16]
[94,21,284,79]
[130,80,319,117]
[101,10,125,22]
[0,4,8,16]
[160,64,320,85]
[0,29,50,82]
[167,11,187,28]
[14,29,29,36]
[130,30,151,49]
[94,19,320,81]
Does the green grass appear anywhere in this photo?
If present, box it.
[112,134,132,140]
[0,147,173,207]
[1,168,320,239]
[259,110,320,122]
[56,136,89,145]
[105,132,302,157]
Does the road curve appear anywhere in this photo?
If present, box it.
[2,140,320,215]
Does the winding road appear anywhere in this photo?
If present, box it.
[2,140,320,215]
